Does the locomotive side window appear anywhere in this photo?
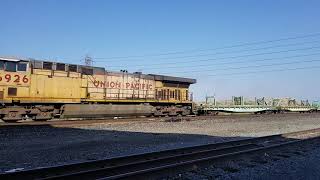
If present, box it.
[17,62,27,71]
[5,62,17,72]
[8,87,17,96]
[0,61,4,70]
[56,63,66,71]
[43,62,53,70]
[81,67,93,75]
[68,64,77,72]
[31,61,43,69]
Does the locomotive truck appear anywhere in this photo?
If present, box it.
[0,57,196,122]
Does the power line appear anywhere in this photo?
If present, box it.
[171,59,320,74]
[108,46,320,70]
[152,52,320,73]
[93,40,320,62]
[204,66,320,77]
[94,32,320,60]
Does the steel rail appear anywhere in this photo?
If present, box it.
[1,128,320,180]
[0,112,316,127]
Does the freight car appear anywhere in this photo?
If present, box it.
[0,57,196,122]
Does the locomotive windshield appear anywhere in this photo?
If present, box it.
[0,61,4,70]
[5,61,16,72]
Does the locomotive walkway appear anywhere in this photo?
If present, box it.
[1,128,320,180]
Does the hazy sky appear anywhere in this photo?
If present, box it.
[1,0,319,101]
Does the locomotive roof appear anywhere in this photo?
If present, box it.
[0,57,27,62]
[0,57,196,84]
[148,74,197,84]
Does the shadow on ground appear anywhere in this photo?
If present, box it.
[0,123,304,172]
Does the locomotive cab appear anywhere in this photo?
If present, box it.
[0,57,30,104]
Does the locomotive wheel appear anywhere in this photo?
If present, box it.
[2,111,22,122]
[33,112,52,121]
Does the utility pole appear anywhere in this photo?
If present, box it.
[84,55,93,66]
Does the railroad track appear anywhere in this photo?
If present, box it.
[0,112,316,127]
[1,128,320,180]
[0,117,156,127]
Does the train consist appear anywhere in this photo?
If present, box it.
[0,56,318,123]
[198,96,318,114]
[0,57,196,122]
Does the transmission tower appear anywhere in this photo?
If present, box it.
[84,55,93,66]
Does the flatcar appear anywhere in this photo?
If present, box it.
[0,57,196,122]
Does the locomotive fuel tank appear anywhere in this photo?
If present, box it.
[62,104,154,118]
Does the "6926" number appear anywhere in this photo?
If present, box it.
[0,74,29,83]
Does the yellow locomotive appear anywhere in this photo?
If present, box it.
[0,57,196,122]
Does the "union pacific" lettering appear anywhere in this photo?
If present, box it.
[93,80,152,90]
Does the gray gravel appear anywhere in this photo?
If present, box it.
[0,113,320,174]
[174,139,320,180]
[82,113,320,137]
[221,146,320,180]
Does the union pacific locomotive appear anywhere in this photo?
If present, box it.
[0,57,196,122]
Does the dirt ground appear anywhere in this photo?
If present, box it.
[0,113,320,174]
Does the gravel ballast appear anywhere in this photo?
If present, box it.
[220,145,320,180]
[0,113,320,174]
[173,138,320,180]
